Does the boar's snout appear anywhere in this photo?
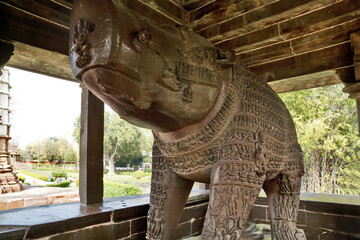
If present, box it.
[69,0,119,80]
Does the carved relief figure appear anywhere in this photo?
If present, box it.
[69,1,306,239]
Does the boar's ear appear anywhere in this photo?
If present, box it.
[216,48,236,65]
[158,69,181,92]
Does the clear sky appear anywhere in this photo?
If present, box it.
[7,67,82,149]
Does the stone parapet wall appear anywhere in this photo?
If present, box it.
[0,190,209,240]
[0,190,359,240]
[251,193,360,240]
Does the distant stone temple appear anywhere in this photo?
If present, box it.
[0,69,22,194]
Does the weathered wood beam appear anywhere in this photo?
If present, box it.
[237,41,293,66]
[250,42,353,82]
[80,88,104,206]
[182,0,215,11]
[0,2,69,55]
[2,0,71,28]
[189,0,277,32]
[7,42,74,81]
[192,0,337,41]
[0,40,14,70]
[122,0,187,25]
[194,0,360,49]
[52,0,73,9]
[216,24,283,52]
[237,18,360,66]
[142,0,188,24]
[279,0,360,40]
[270,67,354,93]
[350,32,360,81]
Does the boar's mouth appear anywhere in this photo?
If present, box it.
[81,67,152,110]
[81,66,183,132]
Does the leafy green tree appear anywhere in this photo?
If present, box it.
[73,111,153,175]
[23,137,78,166]
[280,84,360,196]
[40,137,59,163]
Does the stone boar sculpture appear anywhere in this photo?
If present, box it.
[69,1,306,239]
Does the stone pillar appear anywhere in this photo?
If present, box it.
[0,68,22,194]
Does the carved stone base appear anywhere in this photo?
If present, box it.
[0,165,22,194]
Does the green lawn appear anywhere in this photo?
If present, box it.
[19,168,151,197]
[21,169,79,180]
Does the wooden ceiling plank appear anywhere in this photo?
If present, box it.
[280,0,360,40]
[237,41,293,66]
[3,0,71,28]
[238,17,360,66]
[147,0,188,23]
[122,0,183,25]
[199,0,337,44]
[0,3,69,55]
[189,0,278,32]
[182,0,215,12]
[250,42,353,82]
[50,0,73,9]
[215,24,283,52]
[291,18,360,55]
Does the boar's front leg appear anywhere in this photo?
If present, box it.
[201,161,266,239]
[146,145,194,240]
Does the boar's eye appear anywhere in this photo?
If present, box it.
[138,29,152,44]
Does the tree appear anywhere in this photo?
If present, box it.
[23,137,78,166]
[40,137,60,163]
[73,111,154,175]
[280,84,360,196]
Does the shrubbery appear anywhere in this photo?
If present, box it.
[144,168,152,173]
[45,182,71,188]
[51,171,67,178]
[103,181,142,198]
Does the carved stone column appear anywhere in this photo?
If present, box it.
[343,32,360,133]
[0,68,22,194]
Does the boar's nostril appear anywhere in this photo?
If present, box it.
[87,20,96,33]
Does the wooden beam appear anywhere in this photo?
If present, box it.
[269,67,354,93]
[6,42,74,81]
[250,42,353,82]
[279,0,360,40]
[350,32,360,81]
[0,40,14,70]
[193,0,335,42]
[144,0,188,24]
[193,0,360,52]
[182,0,214,11]
[0,2,69,55]
[80,88,104,206]
[237,18,360,67]
[2,0,71,27]
[215,24,283,52]
[122,0,186,25]
[189,0,276,32]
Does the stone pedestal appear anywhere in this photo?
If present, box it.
[0,69,22,194]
